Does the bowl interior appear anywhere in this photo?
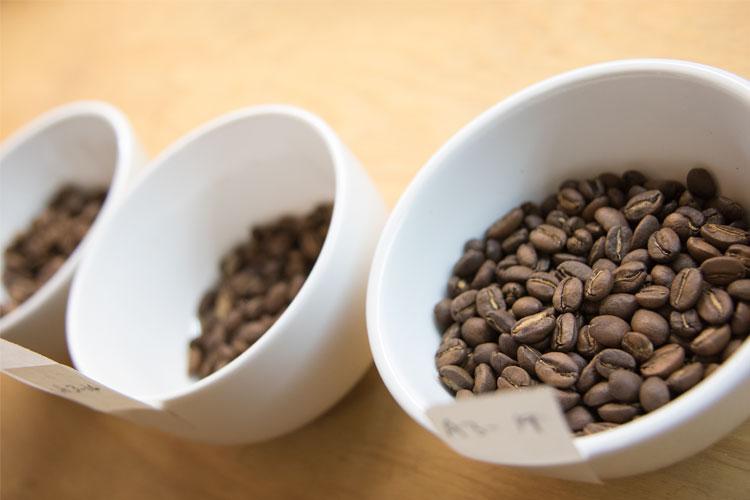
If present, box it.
[68,112,336,400]
[0,114,118,303]
[372,65,750,444]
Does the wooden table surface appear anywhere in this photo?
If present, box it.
[2,1,749,499]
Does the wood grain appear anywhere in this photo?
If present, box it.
[2,1,749,498]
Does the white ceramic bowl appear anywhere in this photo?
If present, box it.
[367,59,750,479]
[0,102,145,360]
[67,105,386,444]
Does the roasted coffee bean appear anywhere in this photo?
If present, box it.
[690,324,731,356]
[726,244,750,272]
[651,265,676,287]
[541,194,558,216]
[728,279,750,301]
[497,265,534,283]
[557,260,594,282]
[535,352,579,388]
[435,339,469,368]
[558,188,586,215]
[605,225,632,263]
[470,260,496,289]
[630,215,659,250]
[496,255,519,271]
[566,228,594,255]
[624,190,664,222]
[439,365,474,392]
[489,351,517,374]
[598,403,639,424]
[704,363,721,378]
[631,309,670,346]
[516,243,538,268]
[669,267,703,311]
[501,228,529,254]
[635,285,670,309]
[461,317,496,347]
[679,189,703,209]
[524,214,544,230]
[441,323,461,342]
[575,325,601,358]
[687,167,717,200]
[731,302,750,336]
[700,224,750,249]
[686,237,721,263]
[472,342,499,364]
[671,251,696,272]
[589,315,630,347]
[476,284,506,319]
[516,344,542,375]
[496,333,519,357]
[451,290,478,322]
[546,210,568,229]
[553,277,583,313]
[669,309,703,339]
[512,296,544,318]
[552,253,586,265]
[663,212,695,241]
[622,169,646,187]
[622,331,654,363]
[648,227,681,263]
[579,178,605,201]
[497,365,533,390]
[486,207,524,240]
[588,236,606,265]
[592,258,617,272]
[696,287,734,325]
[486,239,503,261]
[700,256,745,286]
[594,349,636,378]
[612,261,648,293]
[576,359,601,392]
[595,207,628,231]
[586,222,606,239]
[641,344,685,378]
[583,268,614,303]
[511,309,556,343]
[525,271,559,302]
[453,249,485,278]
[622,248,650,266]
[447,276,470,298]
[534,256,551,272]
[556,389,581,411]
[473,363,496,394]
[599,293,638,321]
[530,224,567,254]
[552,313,579,352]
[565,406,594,431]
[501,282,525,305]
[707,196,745,222]
[640,377,671,411]
[608,369,642,403]
[722,339,743,361]
[583,381,614,407]
[703,207,725,225]
[667,362,704,394]
[582,196,610,221]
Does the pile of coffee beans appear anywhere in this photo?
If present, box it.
[188,202,333,378]
[433,167,749,435]
[1,185,107,317]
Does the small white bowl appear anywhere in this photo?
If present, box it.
[67,105,386,443]
[0,101,145,360]
[367,59,750,479]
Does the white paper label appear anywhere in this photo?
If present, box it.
[426,386,601,483]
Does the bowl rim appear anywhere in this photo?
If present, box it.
[0,101,138,333]
[366,58,750,462]
[67,104,350,404]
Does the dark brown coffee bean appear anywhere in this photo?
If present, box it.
[667,362,704,394]
[565,406,594,431]
[631,309,670,346]
[490,351,517,374]
[669,267,703,311]
[631,215,659,249]
[473,363,496,394]
[511,296,544,318]
[497,265,534,284]
[516,243,538,268]
[525,271,559,302]
[530,224,567,254]
[587,236,606,265]
[497,365,533,390]
[722,339,743,361]
[700,256,746,286]
[707,196,745,222]
[589,315,630,347]
[487,207,524,240]
[704,363,721,378]
[635,285,670,309]
[470,260,496,289]
[439,365,474,392]
[583,381,614,407]
[624,190,664,221]
[476,284,506,319]
[579,178,606,200]
[686,167,717,200]
[434,298,454,329]
[679,189,703,210]
[612,261,648,293]
[648,227,681,263]
[622,248,651,266]
[696,287,734,325]
[605,225,632,263]
[501,228,529,254]
[641,344,685,378]
[651,265,676,287]
[663,213,694,241]
[558,188,585,215]
[470,343,497,365]
[586,222,606,239]
[546,209,568,229]
[726,244,750,272]
[640,377,671,411]
[583,268,614,303]
[576,359,601,392]
[511,309,556,343]
[453,249,485,278]
[557,260,594,282]
[598,403,639,423]
[594,349,636,378]
[728,279,750,301]
[552,312,579,352]
[622,169,646,187]
[435,339,469,368]
[690,324,731,356]
[669,309,703,339]
[582,196,610,222]
[451,290,478,322]
[566,228,594,255]
[535,352,579,388]
[671,253,697,273]
[516,344,542,375]
[703,207,725,225]
[608,369,642,403]
[486,239,503,261]
[731,302,750,336]
[447,276,470,298]
[495,255,518,271]
[501,282,525,305]
[487,309,517,334]
[552,276,583,313]
[700,224,750,249]
[592,257,617,272]
[461,317,496,347]
[575,325,600,359]
[594,207,628,231]
[622,331,654,363]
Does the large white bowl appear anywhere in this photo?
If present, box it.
[67,105,386,443]
[0,102,145,360]
[367,59,750,479]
